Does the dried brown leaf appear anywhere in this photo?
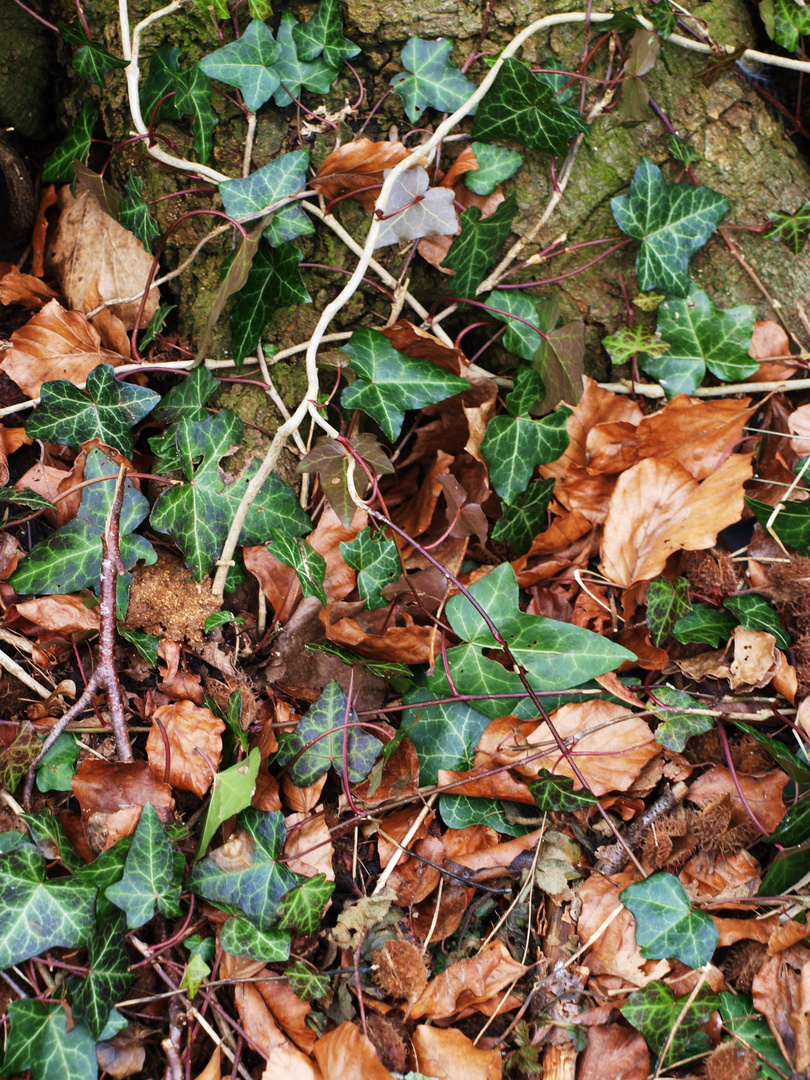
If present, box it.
[71,759,174,852]
[312,139,412,209]
[749,319,795,382]
[312,1021,394,1080]
[634,395,755,481]
[0,264,59,309]
[576,1023,649,1080]
[14,594,99,636]
[411,1025,502,1080]
[409,940,526,1021]
[145,700,225,796]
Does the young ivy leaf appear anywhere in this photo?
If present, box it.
[505,364,545,417]
[199,20,282,112]
[120,169,160,250]
[620,871,719,968]
[59,21,129,85]
[602,324,669,366]
[230,239,311,365]
[767,201,810,255]
[530,769,597,811]
[440,193,517,298]
[195,748,261,861]
[41,101,97,183]
[219,148,313,247]
[105,804,181,929]
[26,363,159,457]
[643,284,756,396]
[268,530,327,605]
[673,603,737,647]
[71,912,134,1039]
[648,685,714,752]
[219,916,290,962]
[646,575,691,646]
[340,527,401,609]
[340,327,469,442]
[270,12,339,108]
[473,57,588,156]
[465,141,524,196]
[286,961,330,1002]
[621,983,718,1069]
[374,166,458,249]
[173,62,218,165]
[292,0,361,70]
[3,1001,98,1080]
[277,874,335,936]
[612,157,728,296]
[150,410,310,580]
[390,37,478,123]
[482,408,571,502]
[9,448,156,596]
[481,289,547,361]
[491,477,555,555]
[768,0,810,52]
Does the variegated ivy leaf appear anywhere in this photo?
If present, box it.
[219,148,313,246]
[340,527,400,609]
[390,37,478,123]
[292,0,361,70]
[602,324,670,366]
[270,13,339,107]
[199,20,282,112]
[440,194,517,298]
[481,408,571,502]
[466,141,523,196]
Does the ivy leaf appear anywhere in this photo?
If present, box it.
[620,872,718,968]
[42,101,97,183]
[719,992,791,1080]
[602,324,670,366]
[277,680,383,787]
[270,13,339,108]
[611,157,728,296]
[473,57,588,156]
[759,842,810,896]
[747,495,810,555]
[466,141,523,196]
[10,448,156,596]
[297,433,394,528]
[199,20,282,112]
[119,169,160,250]
[219,149,313,247]
[0,846,97,970]
[195,747,261,861]
[440,194,517,298]
[219,916,291,961]
[402,690,491,786]
[769,797,810,847]
[439,794,534,836]
[187,808,301,931]
[287,961,330,1001]
[650,686,714,752]
[673,603,737,647]
[71,913,134,1039]
[0,722,39,794]
[767,201,810,255]
[481,408,571,502]
[340,327,469,442]
[35,733,81,793]
[26,364,159,457]
[491,478,555,555]
[230,240,310,365]
[767,0,810,51]
[724,594,791,648]
[268,530,327,605]
[390,37,478,123]
[505,365,545,417]
[106,804,181,929]
[173,62,218,165]
[530,769,597,811]
[153,364,220,424]
[21,812,86,873]
[646,576,691,646]
[2,1002,97,1080]
[292,0,361,70]
[374,166,458,249]
[621,983,718,1068]
[481,289,548,361]
[643,285,756,396]
[277,874,335,935]
[340,527,400,609]
[59,22,129,85]
[150,410,310,580]
[140,44,183,123]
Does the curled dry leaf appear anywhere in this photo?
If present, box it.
[411,1025,502,1080]
[71,759,174,852]
[320,602,437,664]
[145,700,225,797]
[15,453,85,527]
[409,940,527,1021]
[675,626,780,690]
[679,848,762,903]
[688,764,787,835]
[283,807,335,880]
[307,504,366,603]
[312,1021,395,1080]
[13,594,100,636]
[312,138,412,209]
[381,320,469,377]
[0,425,31,486]
[752,943,810,1070]
[576,1023,649,1080]
[633,395,755,481]
[0,264,59,309]
[0,534,24,580]
[244,543,301,623]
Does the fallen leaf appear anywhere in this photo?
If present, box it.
[0,264,59,309]
[283,808,335,880]
[635,395,755,481]
[752,944,810,1070]
[320,603,436,664]
[679,848,762,902]
[31,183,58,277]
[381,320,469,377]
[71,759,174,853]
[312,1021,394,1080]
[146,700,225,797]
[13,594,100,636]
[577,873,670,988]
[417,182,505,270]
[14,453,85,527]
[244,543,301,623]
[192,1048,221,1080]
[308,504,366,602]
[411,1025,502,1080]
[688,764,787,835]
[576,1023,649,1080]
[256,975,316,1053]
[312,139,412,210]
[0,425,31,486]
[749,319,796,382]
[410,940,526,1020]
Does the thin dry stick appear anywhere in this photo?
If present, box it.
[372,794,438,896]
[597,375,810,398]
[0,646,52,700]
[595,781,689,876]
[652,965,710,1080]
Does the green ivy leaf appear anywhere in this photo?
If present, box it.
[747,496,810,555]
[10,448,156,596]
[768,0,810,51]
[187,808,301,930]
[390,37,478,123]
[139,303,175,350]
[768,795,810,847]
[117,625,160,665]
[602,324,670,366]
[530,770,597,811]
[106,804,181,929]
[0,721,39,793]
[473,57,588,155]
[154,364,220,424]
[439,794,534,836]
[219,916,291,961]
[611,157,728,296]
[0,488,56,513]
[276,680,383,787]
[2,1002,97,1080]
[140,45,183,123]
[270,13,339,107]
[60,22,129,85]
[724,594,790,648]
[71,913,134,1039]
[673,603,737,646]
[620,872,718,967]
[340,327,469,442]
[491,478,555,555]
[0,846,97,969]
[481,289,548,362]
[505,365,545,417]
[374,166,458,248]
[621,982,717,1068]
[26,364,159,457]
[173,62,218,165]
[219,148,313,246]
[719,991,791,1080]
[199,20,282,111]
[643,285,756,396]
[230,240,310,365]
[268,530,327,605]
[42,101,97,183]
[426,642,527,718]
[340,527,400,609]
[767,201,810,255]
[759,841,810,896]
[286,960,330,1001]
[292,0,361,69]
[119,169,160,249]
[481,408,571,502]
[180,935,214,998]
[150,411,310,580]
[277,874,335,935]
[440,194,517,298]
[466,141,524,196]
[19,811,85,873]
[195,747,261,860]
[35,733,80,793]
[402,690,491,786]
[649,685,714,752]
[646,576,691,646]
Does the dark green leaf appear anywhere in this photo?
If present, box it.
[194,221,265,363]
[340,528,400,610]
[219,148,313,246]
[20,811,84,872]
[117,624,160,664]
[3,1001,97,1080]
[42,101,97,183]
[747,496,810,555]
[174,62,218,164]
[439,794,535,836]
[10,448,156,596]
[506,365,545,417]
[292,0,360,69]
[277,874,335,935]
[118,168,160,248]
[481,408,571,502]
[602,323,670,366]
[199,20,282,112]
[768,795,810,847]
[219,916,291,960]
[230,240,310,365]
[611,157,728,296]
[139,303,175,350]
[154,364,220,424]
[391,37,478,123]
[724,594,791,648]
[621,982,717,1068]
[649,685,714,751]
[0,488,56,513]
[26,363,159,457]
[530,770,597,811]
[71,913,133,1039]
[266,530,327,605]
[204,610,244,632]
[60,22,129,85]
[768,0,810,51]
[140,44,183,123]
[195,747,261,860]
[35,733,80,793]
[150,410,309,580]
[106,803,181,928]
[481,289,548,361]
[646,576,691,646]
[673,603,737,646]
[719,991,791,1080]
[340,328,469,442]
[758,841,810,896]
[440,194,517,298]
[466,141,523,196]
[767,201,810,255]
[473,58,588,155]
[286,960,330,1001]
[491,478,555,555]
[271,13,339,108]
[402,690,491,786]
[620,871,718,967]
[730,721,809,783]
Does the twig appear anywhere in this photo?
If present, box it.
[597,376,810,397]
[594,781,689,875]
[372,794,437,896]
[0,646,52,700]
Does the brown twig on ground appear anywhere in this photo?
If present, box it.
[22,465,133,807]
[594,780,690,876]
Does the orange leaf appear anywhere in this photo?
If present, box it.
[634,395,755,481]
[312,139,412,210]
[14,594,100,636]
[146,700,225,797]
[0,264,59,309]
[409,940,526,1021]
[312,1021,394,1080]
[577,1023,649,1080]
[411,1025,502,1080]
[71,760,174,852]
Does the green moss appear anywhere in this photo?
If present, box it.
[212,381,301,489]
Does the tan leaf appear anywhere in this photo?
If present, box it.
[71,760,174,852]
[283,808,335,880]
[146,700,225,797]
[312,139,412,209]
[307,504,366,602]
[411,1025,501,1080]
[688,765,787,835]
[0,264,59,309]
[85,283,132,358]
[576,1023,649,1080]
[14,594,100,636]
[312,1021,395,1080]
[47,187,159,327]
[409,940,526,1020]
[95,1027,147,1078]
[320,603,436,664]
[256,976,316,1053]
[679,848,762,902]
[192,1048,221,1080]
[261,1045,323,1080]
[14,455,84,527]
[749,319,796,382]
[752,944,810,1070]
[0,425,31,485]
[789,403,810,457]
[584,420,640,475]
[0,533,23,580]
[600,454,752,587]
[634,395,755,481]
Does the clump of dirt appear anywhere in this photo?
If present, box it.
[125,553,220,642]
